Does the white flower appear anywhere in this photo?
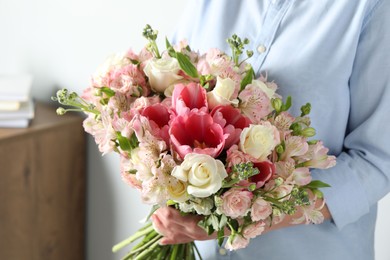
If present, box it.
[143,56,182,92]
[207,76,238,109]
[239,122,280,161]
[172,153,227,198]
[167,177,188,202]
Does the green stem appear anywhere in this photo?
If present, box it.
[193,242,203,260]
[170,244,179,260]
[133,238,162,260]
[127,233,162,256]
[112,223,154,253]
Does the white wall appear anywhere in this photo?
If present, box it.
[1,1,389,259]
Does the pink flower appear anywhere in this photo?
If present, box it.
[226,145,254,168]
[238,83,272,123]
[299,141,336,169]
[120,156,142,190]
[169,109,226,159]
[276,159,312,185]
[251,161,275,187]
[141,103,170,128]
[172,82,208,116]
[251,197,272,221]
[280,136,309,161]
[140,103,171,143]
[243,221,266,239]
[225,234,250,251]
[220,189,253,219]
[211,105,251,148]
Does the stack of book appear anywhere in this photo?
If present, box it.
[0,75,34,128]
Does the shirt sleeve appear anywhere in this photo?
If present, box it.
[312,0,390,229]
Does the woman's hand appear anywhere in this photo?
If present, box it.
[151,207,216,245]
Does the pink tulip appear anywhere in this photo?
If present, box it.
[251,160,275,187]
[211,105,251,148]
[172,82,208,115]
[141,103,170,128]
[169,109,226,159]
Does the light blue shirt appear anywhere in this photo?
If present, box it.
[172,0,390,259]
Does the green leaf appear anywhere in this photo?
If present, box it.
[176,52,199,78]
[116,132,132,151]
[282,96,292,111]
[101,86,116,97]
[219,214,228,230]
[217,229,225,247]
[304,180,331,189]
[240,67,254,91]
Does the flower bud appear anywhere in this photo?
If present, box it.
[301,127,316,137]
[300,103,311,116]
[248,183,257,191]
[56,107,66,115]
[274,177,284,186]
[272,98,283,112]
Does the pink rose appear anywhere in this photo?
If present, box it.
[169,109,226,159]
[226,145,254,169]
[251,197,272,221]
[221,189,253,219]
[225,234,249,251]
[243,221,266,239]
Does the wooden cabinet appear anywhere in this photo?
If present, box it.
[0,102,86,260]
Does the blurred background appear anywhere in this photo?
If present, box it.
[0,0,389,259]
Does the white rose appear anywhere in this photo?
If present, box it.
[143,56,183,93]
[171,153,227,198]
[250,79,276,99]
[239,122,280,161]
[167,177,188,202]
[207,77,238,109]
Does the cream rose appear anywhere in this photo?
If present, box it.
[207,76,238,109]
[171,153,227,198]
[239,122,280,161]
[250,79,277,99]
[167,177,188,202]
[143,56,182,93]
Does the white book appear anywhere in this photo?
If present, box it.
[0,118,30,128]
[0,74,33,102]
[0,99,35,120]
[0,100,21,111]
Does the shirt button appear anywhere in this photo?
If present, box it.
[219,248,227,256]
[257,44,267,53]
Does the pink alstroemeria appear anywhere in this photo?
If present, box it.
[211,105,251,149]
[299,141,337,169]
[172,82,208,116]
[238,84,272,123]
[169,110,226,159]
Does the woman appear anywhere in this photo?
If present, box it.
[152,1,390,259]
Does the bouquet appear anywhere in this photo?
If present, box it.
[53,25,336,259]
